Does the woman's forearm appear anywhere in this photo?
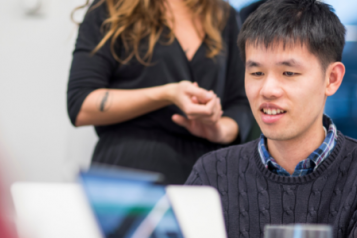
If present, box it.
[75,84,175,126]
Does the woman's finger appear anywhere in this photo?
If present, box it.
[172,114,190,129]
[191,96,199,104]
[185,84,214,104]
[188,98,222,123]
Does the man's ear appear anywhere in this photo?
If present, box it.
[325,62,345,96]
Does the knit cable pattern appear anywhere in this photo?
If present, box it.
[185,134,357,238]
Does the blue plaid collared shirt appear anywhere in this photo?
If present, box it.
[258,115,338,177]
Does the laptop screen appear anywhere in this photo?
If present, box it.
[79,168,184,238]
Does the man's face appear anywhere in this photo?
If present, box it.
[245,42,327,141]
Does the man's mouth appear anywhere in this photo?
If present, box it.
[259,103,287,123]
[261,108,286,115]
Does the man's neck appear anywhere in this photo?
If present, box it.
[267,120,326,175]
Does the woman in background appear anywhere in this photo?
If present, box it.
[67,0,252,184]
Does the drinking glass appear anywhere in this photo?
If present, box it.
[264,224,332,238]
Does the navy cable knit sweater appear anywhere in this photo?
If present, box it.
[185,132,357,238]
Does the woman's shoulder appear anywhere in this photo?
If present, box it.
[75,0,110,43]
[228,4,238,17]
[81,0,109,27]
[221,4,239,39]
[225,4,239,24]
[223,3,239,32]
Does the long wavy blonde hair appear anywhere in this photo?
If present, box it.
[73,0,229,65]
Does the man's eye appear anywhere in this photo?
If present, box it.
[252,72,264,76]
[283,71,297,76]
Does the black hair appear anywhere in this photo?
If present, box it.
[237,0,346,69]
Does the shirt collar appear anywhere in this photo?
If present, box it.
[258,114,338,177]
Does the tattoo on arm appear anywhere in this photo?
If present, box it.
[99,91,110,112]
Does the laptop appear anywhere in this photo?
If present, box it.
[11,167,227,238]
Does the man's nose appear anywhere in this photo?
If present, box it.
[260,74,283,99]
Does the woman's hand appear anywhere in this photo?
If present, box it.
[166,81,223,124]
[172,116,238,144]
[166,81,239,144]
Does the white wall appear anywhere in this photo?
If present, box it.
[0,0,98,187]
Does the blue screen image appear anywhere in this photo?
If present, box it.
[80,170,184,238]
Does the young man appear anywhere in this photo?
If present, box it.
[185,0,357,237]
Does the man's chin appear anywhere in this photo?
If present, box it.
[261,130,294,141]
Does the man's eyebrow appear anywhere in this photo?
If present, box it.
[246,60,261,68]
[277,59,302,67]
